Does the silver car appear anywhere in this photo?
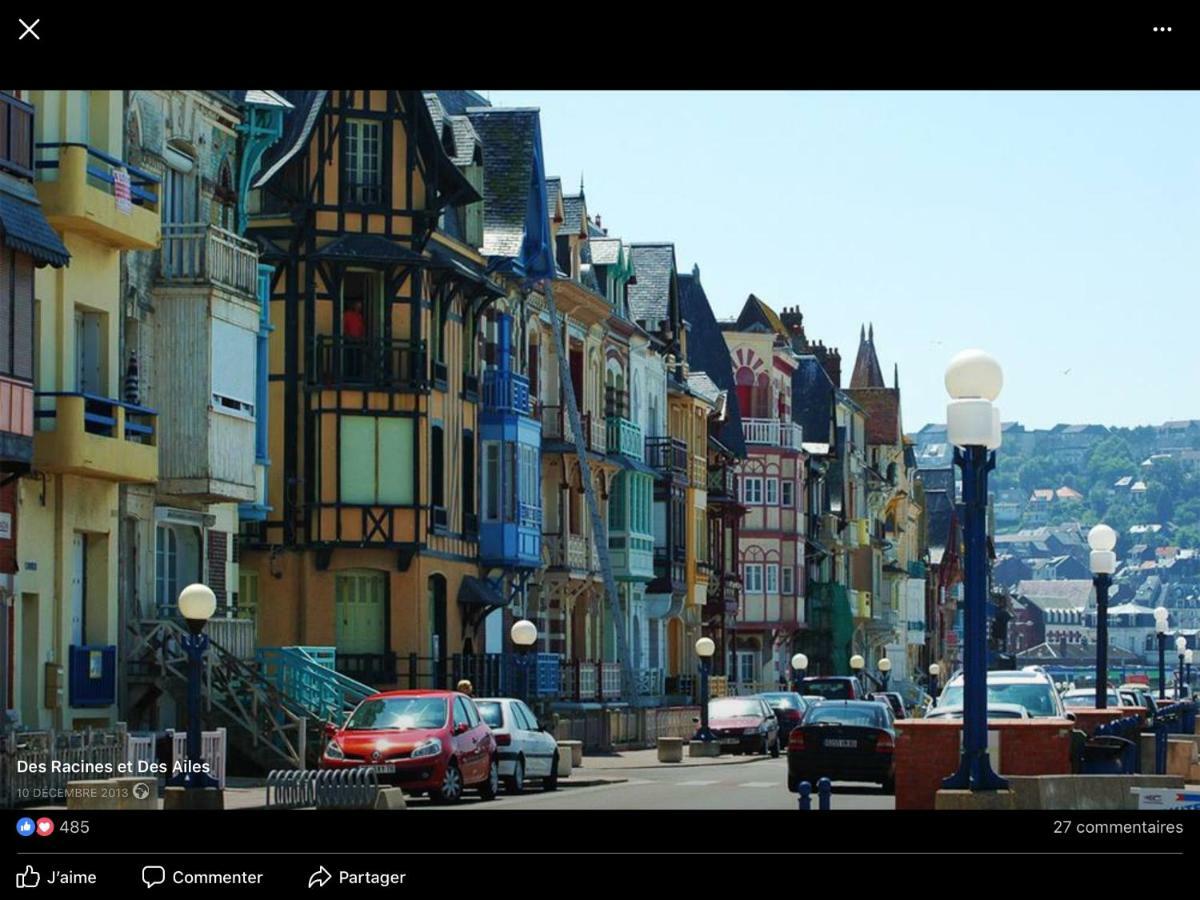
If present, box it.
[938,669,1072,719]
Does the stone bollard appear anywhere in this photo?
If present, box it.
[688,740,721,758]
[657,737,684,763]
[557,749,573,778]
[559,740,583,768]
[114,777,158,811]
[374,788,407,810]
[1165,739,1197,778]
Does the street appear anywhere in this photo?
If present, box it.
[421,757,895,811]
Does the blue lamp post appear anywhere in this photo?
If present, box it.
[695,637,716,742]
[1185,649,1194,697]
[170,584,220,791]
[941,350,1007,792]
[790,652,808,693]
[1088,524,1117,709]
[1154,609,1168,700]
[510,619,538,702]
[1176,636,1188,699]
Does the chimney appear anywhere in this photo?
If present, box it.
[595,213,602,229]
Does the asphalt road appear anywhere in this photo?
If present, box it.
[417,757,896,811]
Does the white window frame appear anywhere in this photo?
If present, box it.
[743,563,763,594]
[765,478,779,506]
[781,480,794,507]
[743,476,763,505]
[765,563,779,595]
[344,119,383,205]
[781,565,794,596]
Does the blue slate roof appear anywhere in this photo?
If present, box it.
[678,270,745,457]
[627,243,676,330]
[792,356,837,447]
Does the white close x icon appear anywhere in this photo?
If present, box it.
[19,18,41,39]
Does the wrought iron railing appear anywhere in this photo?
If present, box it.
[308,336,426,390]
[645,436,687,475]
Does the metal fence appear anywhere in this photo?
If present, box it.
[265,767,380,809]
[2,725,129,808]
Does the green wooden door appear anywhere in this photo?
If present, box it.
[335,571,387,657]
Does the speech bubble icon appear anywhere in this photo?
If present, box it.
[142,865,166,888]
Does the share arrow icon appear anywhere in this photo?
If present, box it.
[308,866,333,889]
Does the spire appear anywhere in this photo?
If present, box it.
[692,262,700,282]
[850,322,886,389]
[860,324,865,342]
[894,363,899,390]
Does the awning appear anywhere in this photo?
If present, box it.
[312,234,437,266]
[457,575,509,609]
[0,189,69,267]
[645,589,685,620]
[613,454,659,478]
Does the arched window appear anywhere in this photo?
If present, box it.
[735,366,754,420]
[754,372,770,418]
[214,156,236,232]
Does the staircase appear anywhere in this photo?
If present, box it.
[128,620,375,772]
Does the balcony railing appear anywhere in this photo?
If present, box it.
[707,464,737,499]
[35,142,159,208]
[541,406,606,453]
[606,416,643,460]
[690,453,707,487]
[482,368,531,415]
[544,532,592,571]
[160,223,259,296]
[645,436,687,475]
[0,92,34,180]
[35,392,156,443]
[742,417,804,449]
[308,336,425,390]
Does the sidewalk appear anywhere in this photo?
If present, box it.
[576,748,773,771]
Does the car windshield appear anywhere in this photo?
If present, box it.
[801,679,854,700]
[710,699,762,718]
[1062,692,1119,708]
[344,697,447,731]
[474,701,504,729]
[759,693,803,710]
[940,682,1057,716]
[805,705,888,729]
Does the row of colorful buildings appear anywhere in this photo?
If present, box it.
[1,89,944,741]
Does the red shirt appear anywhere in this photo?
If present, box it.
[343,308,366,339]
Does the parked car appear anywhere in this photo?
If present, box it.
[321,690,499,804]
[474,697,559,794]
[939,669,1071,720]
[707,696,780,756]
[757,692,811,742]
[799,676,864,701]
[1061,688,1128,709]
[1118,685,1159,724]
[924,702,1033,720]
[868,692,906,719]
[787,700,896,793]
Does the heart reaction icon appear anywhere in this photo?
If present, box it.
[35,818,54,837]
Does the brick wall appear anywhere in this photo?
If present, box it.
[206,529,227,607]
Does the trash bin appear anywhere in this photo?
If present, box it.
[1080,735,1136,775]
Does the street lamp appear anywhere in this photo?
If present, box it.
[790,652,808,693]
[929,663,941,707]
[1088,523,1117,709]
[171,584,219,792]
[850,654,865,695]
[878,657,892,692]
[942,349,1007,792]
[1176,636,1188,699]
[695,637,716,742]
[510,619,538,702]
[1154,608,1169,700]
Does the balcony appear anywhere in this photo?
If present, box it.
[159,223,259,298]
[34,393,157,484]
[609,531,654,582]
[541,406,606,454]
[606,416,643,460]
[307,336,426,391]
[159,405,256,503]
[706,464,737,500]
[35,143,159,249]
[645,436,687,478]
[742,417,804,450]
[690,454,707,488]
[480,502,542,569]
[482,369,530,415]
[544,532,594,573]
[1,92,34,180]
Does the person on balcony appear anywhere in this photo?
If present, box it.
[342,297,366,379]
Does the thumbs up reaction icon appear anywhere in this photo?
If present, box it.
[16,865,41,889]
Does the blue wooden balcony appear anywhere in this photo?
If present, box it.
[482,369,531,416]
[481,502,542,569]
[609,531,655,581]
[607,416,643,461]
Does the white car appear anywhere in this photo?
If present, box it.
[925,702,1033,720]
[475,697,560,794]
[939,669,1071,719]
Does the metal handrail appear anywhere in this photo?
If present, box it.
[35,141,160,204]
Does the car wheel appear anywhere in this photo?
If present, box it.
[478,757,500,801]
[543,754,559,792]
[432,761,463,805]
[505,757,525,795]
[770,734,781,759]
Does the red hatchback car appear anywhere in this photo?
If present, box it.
[321,690,499,803]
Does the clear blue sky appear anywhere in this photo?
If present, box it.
[487,90,1199,432]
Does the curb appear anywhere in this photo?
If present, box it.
[559,777,628,787]
[578,756,774,772]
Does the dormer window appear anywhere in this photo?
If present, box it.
[344,119,382,206]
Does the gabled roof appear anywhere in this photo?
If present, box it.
[678,270,745,457]
[1016,580,1095,610]
[546,177,563,223]
[627,243,676,330]
[589,237,622,265]
[734,294,788,337]
[253,90,328,188]
[562,192,587,236]
[849,323,886,388]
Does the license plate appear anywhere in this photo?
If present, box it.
[825,739,857,749]
[369,764,396,774]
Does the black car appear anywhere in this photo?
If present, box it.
[757,692,810,743]
[786,700,896,794]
